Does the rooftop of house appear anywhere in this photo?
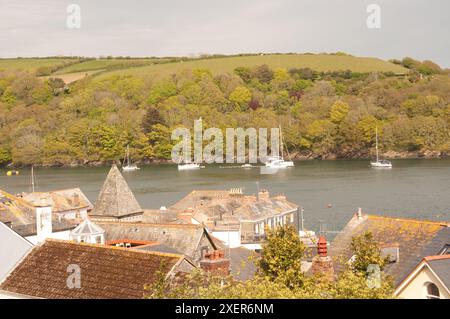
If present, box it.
[0,239,191,299]
[0,222,33,281]
[90,164,143,219]
[0,189,77,237]
[97,221,218,260]
[141,208,190,224]
[423,255,450,290]
[330,211,449,286]
[0,190,35,227]
[396,254,450,296]
[170,189,298,229]
[22,188,92,213]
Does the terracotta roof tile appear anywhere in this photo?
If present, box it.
[0,239,186,299]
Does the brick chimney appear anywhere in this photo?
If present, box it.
[311,236,335,281]
[199,250,230,276]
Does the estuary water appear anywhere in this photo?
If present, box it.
[1,159,449,233]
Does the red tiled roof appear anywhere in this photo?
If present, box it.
[0,239,186,299]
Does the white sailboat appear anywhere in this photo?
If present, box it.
[370,127,392,168]
[177,162,201,171]
[122,145,140,171]
[265,125,294,169]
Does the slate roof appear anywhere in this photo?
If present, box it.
[172,190,298,231]
[0,190,77,237]
[142,209,189,224]
[90,164,143,219]
[0,190,35,227]
[135,243,182,255]
[419,227,450,257]
[0,239,189,299]
[228,247,258,281]
[0,222,33,281]
[97,221,218,260]
[330,213,449,286]
[22,188,92,213]
[426,255,450,290]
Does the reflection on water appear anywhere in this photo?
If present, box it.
[1,159,449,233]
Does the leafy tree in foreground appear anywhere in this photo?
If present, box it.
[350,231,390,274]
[257,225,306,289]
[144,229,394,299]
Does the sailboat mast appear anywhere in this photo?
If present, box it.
[375,127,379,162]
[126,145,130,166]
[31,165,35,193]
[279,125,283,160]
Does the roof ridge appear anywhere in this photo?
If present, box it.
[98,221,202,228]
[43,238,184,259]
[424,254,450,261]
[366,214,449,226]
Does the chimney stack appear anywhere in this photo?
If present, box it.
[35,198,53,243]
[357,207,363,219]
[199,250,230,276]
[311,236,335,281]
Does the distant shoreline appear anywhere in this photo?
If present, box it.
[2,151,448,168]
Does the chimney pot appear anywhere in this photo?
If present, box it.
[312,236,335,281]
[317,236,327,257]
[199,249,230,276]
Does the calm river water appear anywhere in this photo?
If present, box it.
[1,159,449,233]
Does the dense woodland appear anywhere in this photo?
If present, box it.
[0,56,449,166]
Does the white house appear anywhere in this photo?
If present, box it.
[395,255,450,299]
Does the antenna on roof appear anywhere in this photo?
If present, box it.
[256,181,260,201]
[300,207,305,231]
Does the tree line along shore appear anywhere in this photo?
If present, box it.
[0,54,448,167]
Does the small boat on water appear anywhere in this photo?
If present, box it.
[264,125,294,169]
[370,127,392,168]
[241,164,253,169]
[122,145,140,171]
[178,162,202,171]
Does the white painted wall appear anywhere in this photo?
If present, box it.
[396,265,450,299]
[211,230,241,248]
[26,230,71,245]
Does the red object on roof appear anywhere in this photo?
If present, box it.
[318,236,327,257]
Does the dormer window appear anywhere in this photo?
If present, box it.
[438,244,450,255]
[424,282,440,299]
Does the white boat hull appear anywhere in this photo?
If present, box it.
[283,161,295,167]
[370,161,392,168]
[265,159,294,169]
[122,165,140,171]
[178,163,201,171]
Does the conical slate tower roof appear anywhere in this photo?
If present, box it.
[71,218,105,236]
[91,164,142,218]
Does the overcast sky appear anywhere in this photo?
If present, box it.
[0,0,449,67]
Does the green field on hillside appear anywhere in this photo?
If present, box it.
[0,58,78,72]
[98,54,408,79]
[0,54,409,82]
[55,58,167,74]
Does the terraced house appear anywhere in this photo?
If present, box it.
[170,188,300,248]
[330,209,450,288]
